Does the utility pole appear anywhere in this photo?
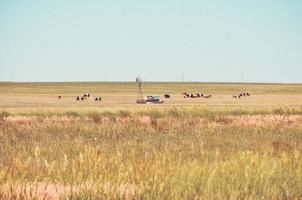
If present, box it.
[182,72,184,82]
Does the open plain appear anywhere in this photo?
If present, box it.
[0,82,302,199]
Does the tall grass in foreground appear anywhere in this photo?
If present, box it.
[8,105,302,118]
[0,111,302,199]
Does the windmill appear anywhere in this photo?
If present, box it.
[136,76,145,103]
[135,76,164,104]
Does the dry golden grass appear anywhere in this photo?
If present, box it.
[1,82,302,115]
[0,82,302,199]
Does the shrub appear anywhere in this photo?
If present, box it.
[0,111,9,121]
[118,110,132,118]
[64,111,81,117]
[89,112,102,123]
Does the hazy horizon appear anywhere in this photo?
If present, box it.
[1,1,302,83]
[1,81,301,85]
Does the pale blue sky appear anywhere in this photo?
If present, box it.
[0,0,301,82]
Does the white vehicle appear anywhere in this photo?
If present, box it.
[136,96,164,104]
[135,76,164,104]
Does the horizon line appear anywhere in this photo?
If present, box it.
[0,81,301,85]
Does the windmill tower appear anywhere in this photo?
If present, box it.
[136,76,145,103]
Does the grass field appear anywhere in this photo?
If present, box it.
[0,82,302,199]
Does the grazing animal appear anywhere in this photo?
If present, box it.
[232,95,237,98]
[204,94,212,98]
[164,94,170,98]
[76,96,80,101]
[80,96,86,101]
[95,97,102,101]
[234,92,250,99]
[189,94,198,98]
[58,96,62,99]
[196,93,203,98]
[182,92,203,98]
[182,92,190,98]
[83,93,90,98]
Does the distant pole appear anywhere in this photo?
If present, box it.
[182,72,184,82]
[143,74,146,82]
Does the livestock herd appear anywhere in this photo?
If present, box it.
[182,92,212,98]
[58,93,102,102]
[232,92,251,98]
[57,91,251,103]
[75,93,102,101]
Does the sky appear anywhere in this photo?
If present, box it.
[0,0,301,82]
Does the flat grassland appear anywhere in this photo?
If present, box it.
[0,82,302,199]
